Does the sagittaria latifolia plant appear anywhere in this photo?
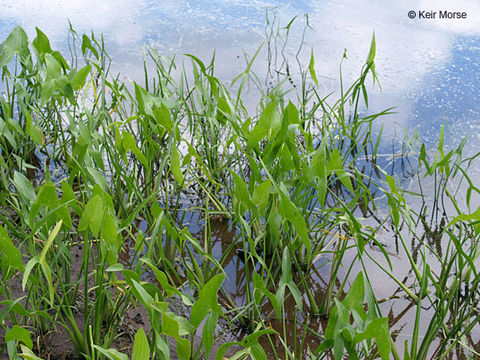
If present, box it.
[0,18,480,360]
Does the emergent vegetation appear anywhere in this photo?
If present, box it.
[1,21,480,360]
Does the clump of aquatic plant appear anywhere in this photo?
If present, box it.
[1,18,480,360]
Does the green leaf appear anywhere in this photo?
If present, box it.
[22,257,39,292]
[170,146,184,183]
[45,53,62,79]
[71,64,91,90]
[13,172,36,204]
[247,99,280,149]
[308,49,318,86]
[153,103,173,131]
[250,342,268,360]
[0,26,29,68]
[160,311,192,360]
[102,212,120,265]
[131,279,153,309]
[19,344,44,360]
[93,346,128,360]
[283,101,300,125]
[353,318,390,360]
[277,186,310,253]
[141,258,182,298]
[106,263,124,272]
[78,195,103,236]
[230,170,255,212]
[6,325,33,349]
[81,34,99,59]
[312,146,327,208]
[38,220,62,263]
[86,167,107,191]
[0,225,23,276]
[276,248,303,312]
[366,31,376,66]
[253,273,280,318]
[132,328,150,360]
[342,272,364,313]
[32,27,52,54]
[203,313,218,358]
[385,174,398,195]
[190,273,225,327]
[328,149,354,193]
[20,102,44,145]
[22,221,62,304]
[122,131,148,168]
[29,181,58,227]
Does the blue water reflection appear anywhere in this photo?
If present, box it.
[411,35,480,149]
[1,0,480,151]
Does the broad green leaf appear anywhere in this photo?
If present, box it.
[190,273,225,327]
[78,195,103,236]
[247,99,280,149]
[252,180,271,206]
[51,51,69,70]
[132,328,149,360]
[45,53,61,79]
[102,212,120,265]
[353,317,390,360]
[153,103,173,131]
[250,342,268,360]
[160,311,192,360]
[61,180,82,216]
[162,311,180,338]
[385,174,398,195]
[141,258,182,298]
[32,27,52,55]
[0,26,29,68]
[342,272,364,313]
[283,101,300,125]
[230,170,255,212]
[6,325,33,349]
[106,263,124,272]
[13,172,36,203]
[71,64,91,90]
[0,225,23,276]
[81,34,99,59]
[277,187,310,253]
[29,181,71,228]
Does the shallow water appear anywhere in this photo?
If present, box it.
[1,0,480,150]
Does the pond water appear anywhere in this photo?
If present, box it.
[2,1,480,358]
[2,0,480,151]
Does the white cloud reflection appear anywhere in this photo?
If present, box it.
[0,0,142,46]
[1,0,479,136]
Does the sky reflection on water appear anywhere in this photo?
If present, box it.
[1,0,480,150]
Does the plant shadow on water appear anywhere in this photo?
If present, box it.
[1,14,480,360]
